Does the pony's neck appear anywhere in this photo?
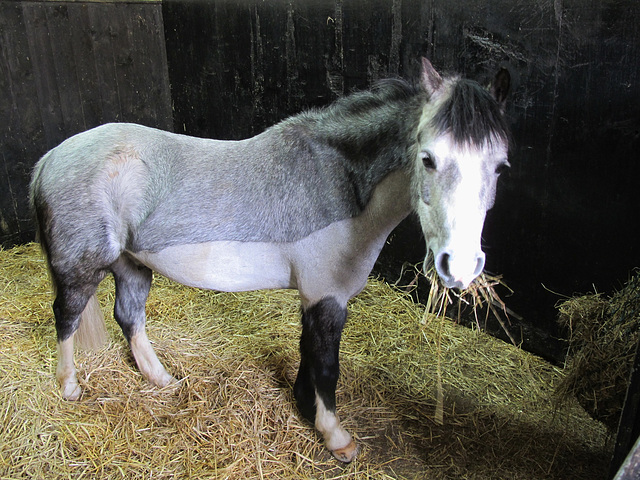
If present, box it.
[283,82,424,212]
[314,84,423,170]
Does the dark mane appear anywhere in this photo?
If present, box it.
[286,79,421,138]
[328,78,420,118]
[431,79,509,147]
[285,78,423,161]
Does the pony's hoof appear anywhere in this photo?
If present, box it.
[331,439,357,463]
[159,373,177,387]
[148,370,177,389]
[61,382,82,401]
[160,375,179,391]
[151,374,180,394]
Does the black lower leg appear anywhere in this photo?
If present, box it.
[53,280,103,342]
[294,297,347,423]
[53,292,84,342]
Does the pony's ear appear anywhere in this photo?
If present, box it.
[420,57,443,95]
[491,68,511,111]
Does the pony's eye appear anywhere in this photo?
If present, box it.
[421,152,436,170]
[495,162,510,175]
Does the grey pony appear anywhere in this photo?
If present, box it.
[30,58,510,462]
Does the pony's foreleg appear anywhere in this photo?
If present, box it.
[111,256,175,388]
[294,297,357,462]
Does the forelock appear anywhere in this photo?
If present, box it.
[429,79,509,148]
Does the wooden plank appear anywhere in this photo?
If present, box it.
[65,3,104,130]
[22,4,67,147]
[164,0,342,140]
[86,5,125,123]
[115,2,172,128]
[0,2,46,245]
[84,2,172,128]
[163,0,255,139]
[44,4,90,137]
[341,0,394,90]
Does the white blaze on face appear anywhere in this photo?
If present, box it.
[419,135,501,289]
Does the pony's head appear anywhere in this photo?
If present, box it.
[412,58,511,289]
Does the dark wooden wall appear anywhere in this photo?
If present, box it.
[0,0,173,246]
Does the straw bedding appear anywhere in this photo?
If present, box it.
[556,271,640,432]
[0,244,611,479]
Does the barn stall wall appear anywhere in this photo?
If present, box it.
[1,0,639,362]
[0,0,173,246]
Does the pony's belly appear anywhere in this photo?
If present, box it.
[130,241,293,292]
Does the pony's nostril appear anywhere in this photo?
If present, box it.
[435,252,451,278]
[473,252,486,277]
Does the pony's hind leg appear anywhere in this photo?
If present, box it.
[57,335,80,400]
[53,281,104,400]
[294,297,357,462]
[111,255,175,388]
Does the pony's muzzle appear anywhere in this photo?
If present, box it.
[434,250,485,290]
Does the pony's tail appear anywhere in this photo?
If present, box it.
[75,295,109,351]
[30,155,108,352]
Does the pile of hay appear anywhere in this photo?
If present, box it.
[422,263,516,344]
[556,272,640,432]
[0,244,610,479]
